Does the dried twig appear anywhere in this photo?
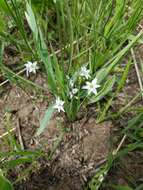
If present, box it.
[0,68,26,87]
[131,48,143,100]
[17,119,24,150]
[0,127,16,139]
[113,135,127,155]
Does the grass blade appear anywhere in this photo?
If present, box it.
[36,105,55,136]
[0,170,13,190]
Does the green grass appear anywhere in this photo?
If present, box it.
[0,0,143,189]
[88,112,143,190]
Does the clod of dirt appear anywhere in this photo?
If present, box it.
[55,119,112,179]
[0,82,112,190]
[16,119,112,190]
[18,104,33,118]
[5,86,30,112]
[83,119,111,163]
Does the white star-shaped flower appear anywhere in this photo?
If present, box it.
[53,97,65,112]
[82,77,100,95]
[98,174,104,182]
[79,66,90,79]
[69,88,78,99]
[25,61,39,77]
[69,79,74,88]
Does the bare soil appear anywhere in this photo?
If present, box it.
[0,73,112,190]
[0,48,143,189]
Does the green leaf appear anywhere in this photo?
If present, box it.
[0,15,6,32]
[104,0,126,38]
[0,0,10,14]
[96,31,143,83]
[116,60,132,94]
[96,67,109,84]
[0,150,41,159]
[51,48,64,88]
[38,30,57,93]
[128,35,143,44]
[25,2,57,93]
[36,105,55,136]
[117,142,143,158]
[0,170,13,190]
[4,157,33,169]
[25,2,38,40]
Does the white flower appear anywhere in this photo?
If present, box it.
[69,88,78,99]
[79,66,90,79]
[82,77,100,95]
[53,97,65,112]
[98,174,104,182]
[25,61,39,77]
[67,75,74,88]
[72,88,78,94]
[66,75,70,80]
[69,79,74,88]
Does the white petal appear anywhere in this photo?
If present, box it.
[95,84,100,88]
[92,78,97,85]
[92,88,97,95]
[69,79,74,87]
[72,88,78,94]
[85,73,90,79]
[60,106,65,112]
[26,69,29,77]
[82,85,88,90]
[69,92,73,99]
[53,97,65,112]
[57,107,61,112]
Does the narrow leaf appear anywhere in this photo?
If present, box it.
[0,170,13,190]
[36,105,55,136]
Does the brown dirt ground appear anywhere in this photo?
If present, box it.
[0,47,143,190]
[0,77,112,189]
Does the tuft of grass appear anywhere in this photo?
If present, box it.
[88,112,143,190]
[0,0,143,189]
